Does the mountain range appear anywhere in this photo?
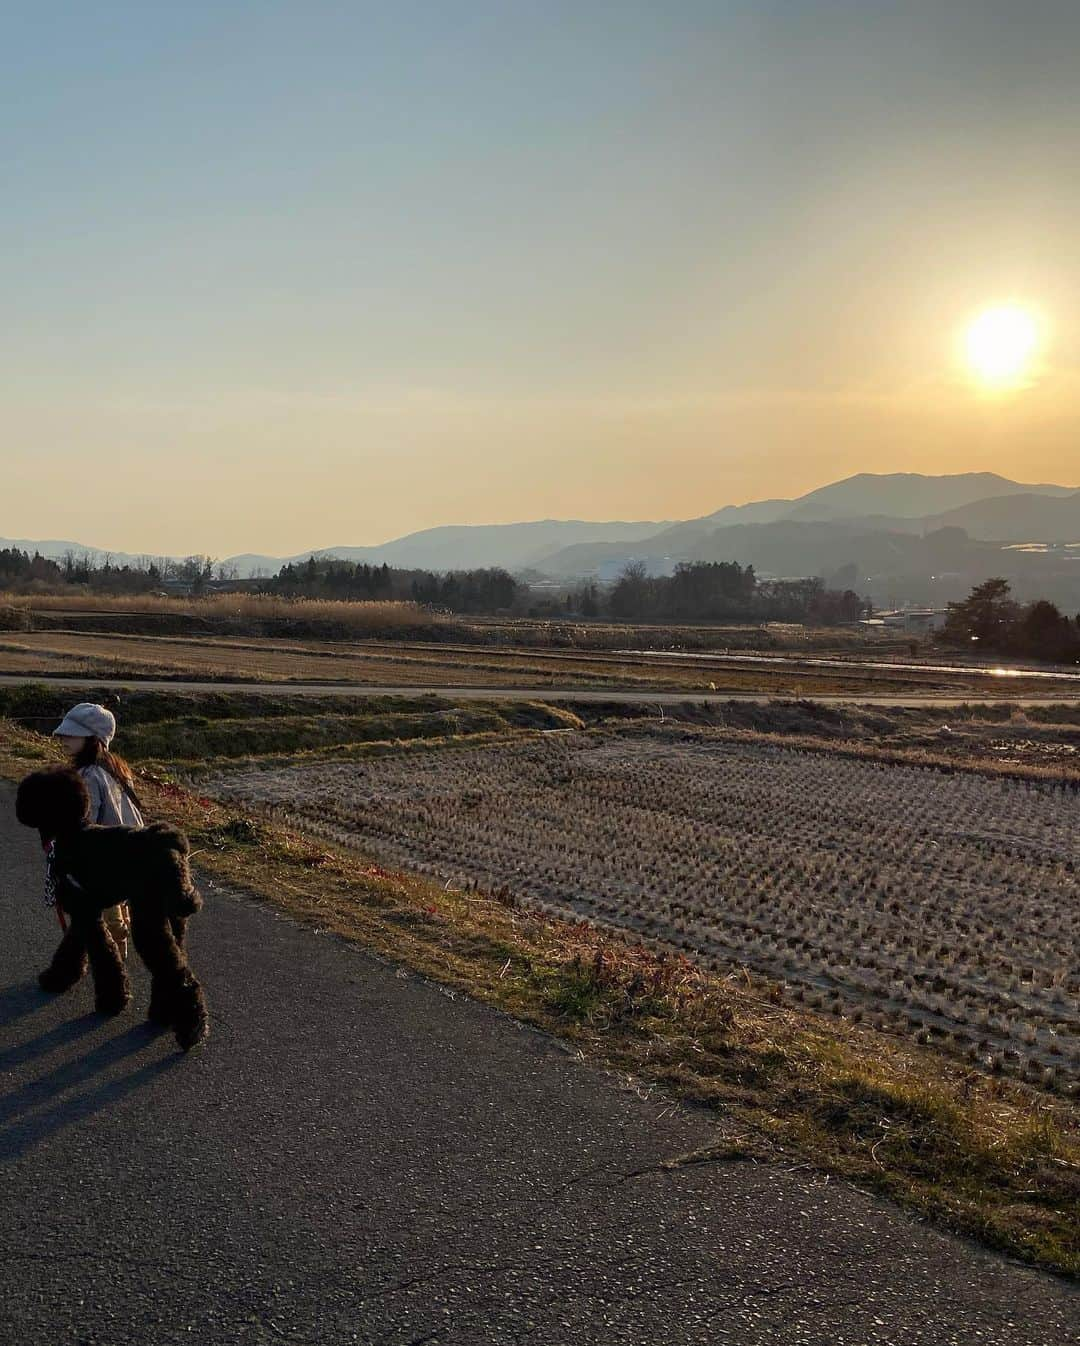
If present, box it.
[0,519,668,578]
[536,473,1080,578]
[4,472,1080,606]
[226,518,672,577]
[529,474,1080,608]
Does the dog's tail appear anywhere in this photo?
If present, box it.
[138,824,203,917]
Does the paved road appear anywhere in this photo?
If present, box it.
[0,787,1075,1345]
[2,672,1079,709]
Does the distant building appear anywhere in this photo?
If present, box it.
[877,608,948,633]
[595,555,677,583]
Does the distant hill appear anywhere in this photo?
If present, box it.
[0,536,159,569]
[783,471,1076,522]
[5,472,1077,586]
[698,498,793,527]
[537,473,1080,575]
[291,519,672,573]
[922,490,1080,542]
[2,519,671,578]
[223,519,671,576]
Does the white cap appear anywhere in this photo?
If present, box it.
[53,703,117,748]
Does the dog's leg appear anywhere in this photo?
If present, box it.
[146,979,173,1027]
[148,898,191,1016]
[172,969,209,1053]
[132,907,179,1026]
[38,921,88,993]
[82,918,132,1015]
[131,906,208,1051]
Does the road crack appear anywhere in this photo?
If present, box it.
[360,1261,528,1302]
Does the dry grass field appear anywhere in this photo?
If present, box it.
[1,591,901,651]
[5,590,1080,697]
[2,591,439,632]
[4,626,1080,698]
[0,629,754,688]
[207,727,1080,1092]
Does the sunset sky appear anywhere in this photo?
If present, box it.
[4,2,1079,556]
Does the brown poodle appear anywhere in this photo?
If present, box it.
[16,767,209,1052]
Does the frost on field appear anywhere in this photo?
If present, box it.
[207,732,1080,1087]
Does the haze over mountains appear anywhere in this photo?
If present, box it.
[4,473,1079,607]
[532,474,1080,608]
[230,518,673,578]
[0,519,670,578]
[538,473,1080,574]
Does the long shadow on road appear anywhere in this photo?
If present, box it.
[0,1010,182,1163]
[0,1009,101,1071]
[0,1051,182,1164]
[0,979,53,1025]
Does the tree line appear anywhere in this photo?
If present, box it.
[0,547,520,614]
[587,561,866,625]
[941,578,1080,663]
[270,557,866,624]
[268,558,520,614]
[7,545,1078,654]
[0,548,233,594]
[0,547,868,625]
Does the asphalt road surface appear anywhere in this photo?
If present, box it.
[1,672,1079,709]
[0,786,1076,1345]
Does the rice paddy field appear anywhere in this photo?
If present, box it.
[0,629,726,689]
[206,726,1080,1093]
[0,629,922,692]
[4,626,1080,698]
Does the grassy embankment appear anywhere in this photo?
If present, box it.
[4,683,1080,781]
[1,684,1078,1274]
[598,697,1080,786]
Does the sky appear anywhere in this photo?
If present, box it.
[4,1,1079,556]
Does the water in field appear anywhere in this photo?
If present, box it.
[617,650,1080,680]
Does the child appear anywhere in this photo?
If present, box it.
[52,702,144,958]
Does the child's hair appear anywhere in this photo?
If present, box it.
[73,736,137,792]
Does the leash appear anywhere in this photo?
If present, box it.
[41,837,68,932]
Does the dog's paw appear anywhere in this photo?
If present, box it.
[38,966,79,993]
[175,1012,209,1053]
[173,979,209,1052]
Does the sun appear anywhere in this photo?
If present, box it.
[963,304,1040,388]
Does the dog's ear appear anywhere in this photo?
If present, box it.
[14,770,62,829]
[14,771,46,829]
